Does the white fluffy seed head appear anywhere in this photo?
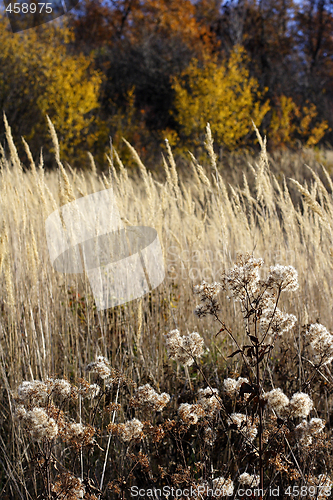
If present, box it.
[17,380,49,406]
[239,472,260,487]
[266,264,299,292]
[223,377,250,398]
[212,477,234,497]
[260,307,297,337]
[289,392,313,418]
[223,378,238,397]
[164,330,205,366]
[86,356,111,379]
[48,378,72,398]
[223,255,263,302]
[265,388,289,417]
[118,418,144,442]
[228,413,258,442]
[178,403,205,424]
[306,323,333,365]
[308,418,325,434]
[24,408,58,441]
[132,384,170,411]
[197,387,221,416]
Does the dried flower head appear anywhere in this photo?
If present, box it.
[228,413,258,442]
[197,387,221,416]
[295,418,325,447]
[130,384,170,411]
[194,280,222,317]
[223,377,250,397]
[265,388,290,417]
[117,418,144,442]
[307,417,326,434]
[223,254,263,302]
[52,473,85,499]
[260,307,297,337]
[48,378,72,399]
[239,472,260,487]
[164,329,205,366]
[305,323,333,365]
[265,264,299,292]
[61,422,95,447]
[178,403,205,425]
[212,477,234,497]
[14,405,27,421]
[194,280,222,299]
[17,380,49,407]
[78,382,101,399]
[22,407,58,441]
[86,356,111,379]
[289,392,313,418]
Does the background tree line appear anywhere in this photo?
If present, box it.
[0,0,333,169]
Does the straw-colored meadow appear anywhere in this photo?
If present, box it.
[1,116,333,499]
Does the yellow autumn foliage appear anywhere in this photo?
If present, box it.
[172,46,270,150]
[268,95,330,148]
[0,16,103,162]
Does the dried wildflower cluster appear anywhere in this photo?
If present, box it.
[130,383,170,411]
[223,254,264,301]
[305,323,333,365]
[112,418,144,442]
[259,306,297,338]
[61,422,95,448]
[17,380,50,406]
[212,476,234,496]
[196,476,234,498]
[197,387,221,416]
[164,329,205,366]
[178,402,206,424]
[264,389,314,418]
[13,355,118,445]
[265,264,299,292]
[14,377,98,446]
[15,405,58,441]
[193,280,222,317]
[295,417,326,447]
[223,376,250,397]
[178,387,221,424]
[194,254,299,349]
[51,473,87,500]
[10,252,333,499]
[86,356,112,379]
[238,472,260,487]
[227,413,258,442]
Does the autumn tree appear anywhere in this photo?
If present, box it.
[0,14,102,166]
[68,0,216,162]
[172,46,270,150]
[196,0,333,147]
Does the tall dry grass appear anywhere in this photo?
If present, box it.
[1,117,333,498]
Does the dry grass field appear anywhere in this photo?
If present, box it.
[1,117,333,499]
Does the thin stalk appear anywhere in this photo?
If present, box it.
[98,362,123,499]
